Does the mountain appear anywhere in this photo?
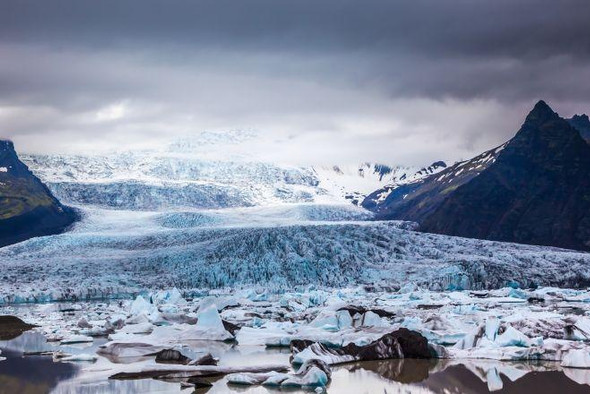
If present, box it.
[364,101,590,251]
[314,161,446,206]
[0,140,78,247]
[22,135,447,210]
[568,114,590,143]
[362,148,499,220]
[22,151,322,210]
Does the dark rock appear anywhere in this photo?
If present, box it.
[336,305,395,318]
[353,328,431,360]
[527,297,545,304]
[191,353,218,366]
[154,349,191,365]
[0,140,78,247]
[291,328,434,365]
[290,339,316,355]
[417,304,443,310]
[0,315,36,340]
[222,320,240,336]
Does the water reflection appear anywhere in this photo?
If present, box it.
[341,358,440,384]
[422,364,590,394]
[0,349,78,394]
[335,358,590,394]
[2,332,590,394]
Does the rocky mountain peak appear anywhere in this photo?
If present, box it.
[568,114,590,143]
[524,100,559,125]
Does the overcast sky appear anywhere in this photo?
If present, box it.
[1,0,590,166]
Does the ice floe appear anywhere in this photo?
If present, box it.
[3,285,590,391]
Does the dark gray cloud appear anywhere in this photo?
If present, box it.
[0,0,589,165]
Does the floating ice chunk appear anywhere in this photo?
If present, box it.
[562,349,590,369]
[495,326,542,348]
[77,317,92,329]
[454,324,485,350]
[337,310,353,329]
[236,325,292,346]
[485,317,500,341]
[97,342,166,359]
[153,288,186,306]
[310,311,340,331]
[399,283,420,294]
[565,317,590,341]
[453,304,481,314]
[360,311,387,327]
[130,295,156,316]
[197,305,224,330]
[126,313,151,325]
[270,360,331,387]
[453,320,540,354]
[60,353,98,362]
[159,304,180,314]
[310,309,354,332]
[228,371,280,385]
[118,322,154,335]
[198,296,239,312]
[292,343,356,365]
[451,346,544,361]
[227,359,331,388]
[60,335,93,345]
[160,306,235,341]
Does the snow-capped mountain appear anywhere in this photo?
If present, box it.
[2,125,590,301]
[22,133,447,210]
[363,144,506,220]
[313,161,446,206]
[21,146,324,210]
[365,101,590,251]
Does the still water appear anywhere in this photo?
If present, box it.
[2,332,590,394]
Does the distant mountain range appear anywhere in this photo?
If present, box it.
[313,162,447,206]
[20,136,447,210]
[0,140,78,247]
[364,101,590,251]
[4,101,589,252]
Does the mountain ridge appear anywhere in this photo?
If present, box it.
[0,140,78,247]
[364,100,590,251]
[568,113,590,143]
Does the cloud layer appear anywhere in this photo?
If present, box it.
[1,0,589,165]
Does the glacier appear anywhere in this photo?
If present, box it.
[1,203,590,304]
[0,135,587,304]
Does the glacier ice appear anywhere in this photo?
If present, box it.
[1,204,590,304]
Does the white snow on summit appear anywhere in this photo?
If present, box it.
[21,132,447,210]
[313,161,446,205]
